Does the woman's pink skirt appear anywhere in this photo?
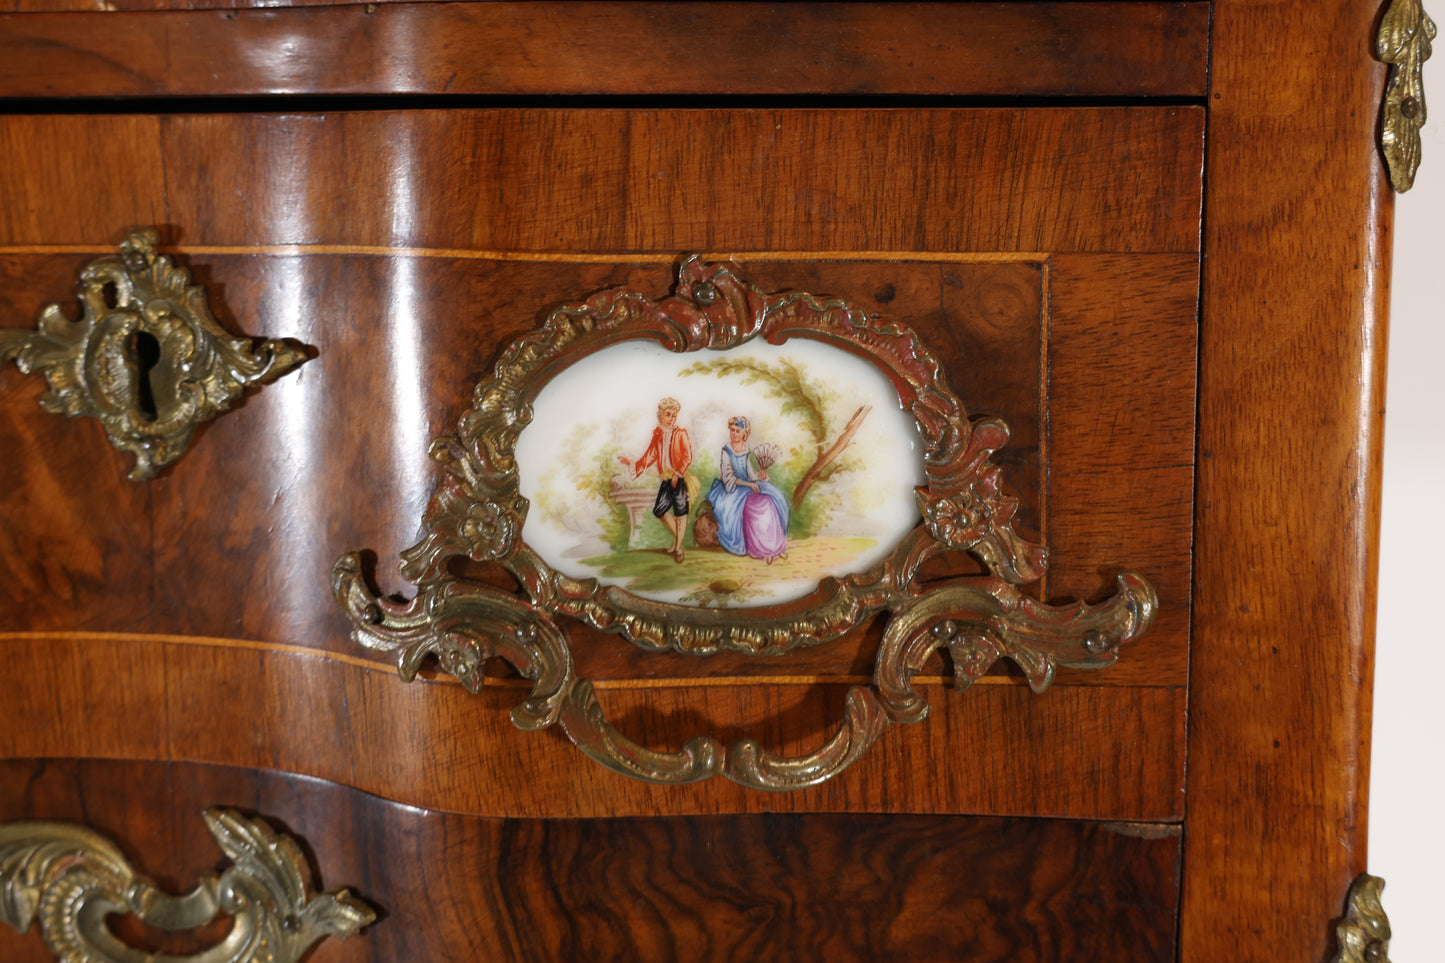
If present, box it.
[742,492,788,560]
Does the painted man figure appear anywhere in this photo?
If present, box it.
[618,397,694,563]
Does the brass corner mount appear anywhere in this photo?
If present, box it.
[1380,0,1436,191]
[1332,874,1393,963]
[0,228,310,480]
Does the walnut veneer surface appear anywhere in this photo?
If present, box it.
[0,2,1388,961]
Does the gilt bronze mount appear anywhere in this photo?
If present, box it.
[1379,0,1436,191]
[334,256,1157,790]
[0,808,374,963]
[1331,874,1393,963]
[0,229,308,480]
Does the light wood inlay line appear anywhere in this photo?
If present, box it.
[0,630,1017,690]
[1,630,406,676]
[1038,255,1053,602]
[0,631,1174,690]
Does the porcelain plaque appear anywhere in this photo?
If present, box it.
[516,339,925,607]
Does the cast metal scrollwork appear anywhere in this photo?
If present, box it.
[1331,874,1393,963]
[1379,0,1436,191]
[0,228,309,480]
[0,808,375,962]
[333,256,1158,790]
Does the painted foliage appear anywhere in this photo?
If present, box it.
[516,339,925,606]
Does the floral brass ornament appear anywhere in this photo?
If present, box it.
[333,257,1158,790]
[1379,0,1436,191]
[1331,874,1392,963]
[0,808,376,962]
[0,228,309,480]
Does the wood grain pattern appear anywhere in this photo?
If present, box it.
[0,2,1208,97]
[0,252,1194,688]
[0,108,1204,253]
[0,634,1185,820]
[1045,252,1197,687]
[0,115,1199,834]
[0,116,166,248]
[0,758,1182,963]
[1047,465,1193,686]
[1182,0,1390,958]
[0,255,157,633]
[0,249,1190,823]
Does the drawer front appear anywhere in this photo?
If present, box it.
[0,106,1200,820]
[0,758,1184,963]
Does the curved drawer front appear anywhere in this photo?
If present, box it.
[0,758,1183,963]
[0,105,1200,819]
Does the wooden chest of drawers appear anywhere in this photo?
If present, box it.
[0,2,1394,960]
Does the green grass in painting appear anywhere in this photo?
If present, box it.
[582,536,878,604]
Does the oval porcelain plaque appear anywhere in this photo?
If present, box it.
[517,339,925,607]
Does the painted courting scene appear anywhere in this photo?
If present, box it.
[515,339,926,607]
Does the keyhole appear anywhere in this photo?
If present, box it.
[129,330,162,422]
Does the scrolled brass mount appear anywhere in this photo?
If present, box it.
[0,807,375,962]
[0,228,309,480]
[334,256,1159,790]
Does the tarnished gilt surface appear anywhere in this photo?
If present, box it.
[1331,875,1393,963]
[0,229,307,480]
[0,808,373,963]
[1379,0,1436,190]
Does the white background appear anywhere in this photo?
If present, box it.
[1369,64,1443,958]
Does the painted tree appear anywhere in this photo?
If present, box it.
[679,355,870,538]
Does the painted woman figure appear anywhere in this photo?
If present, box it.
[706,416,789,563]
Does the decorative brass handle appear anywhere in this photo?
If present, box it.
[1380,0,1436,191]
[333,256,1158,790]
[0,229,309,480]
[0,808,375,962]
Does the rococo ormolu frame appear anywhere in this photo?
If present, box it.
[333,256,1157,790]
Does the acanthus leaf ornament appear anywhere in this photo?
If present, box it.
[333,257,1159,790]
[1379,0,1436,191]
[0,808,375,963]
[0,228,310,480]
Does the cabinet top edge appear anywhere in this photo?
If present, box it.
[0,1,1210,100]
